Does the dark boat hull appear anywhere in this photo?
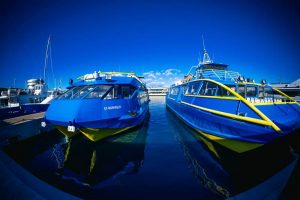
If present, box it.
[21,103,50,114]
[0,106,23,120]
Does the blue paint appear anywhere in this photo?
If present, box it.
[44,72,149,138]
[166,49,300,147]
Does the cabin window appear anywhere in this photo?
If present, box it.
[58,86,86,99]
[170,87,179,95]
[199,81,219,96]
[103,85,137,100]
[121,86,135,98]
[199,81,207,95]
[103,85,120,99]
[216,86,234,96]
[258,86,264,98]
[227,85,236,92]
[246,86,257,97]
[72,85,96,99]
[185,82,200,95]
[138,90,149,104]
[84,85,112,99]
[217,85,235,96]
[238,85,246,97]
[264,87,273,98]
[82,85,136,99]
[181,85,187,94]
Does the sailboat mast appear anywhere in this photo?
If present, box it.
[44,35,51,84]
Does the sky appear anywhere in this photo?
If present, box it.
[0,0,300,89]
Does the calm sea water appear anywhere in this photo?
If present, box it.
[3,96,300,199]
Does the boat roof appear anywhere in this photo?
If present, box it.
[199,63,228,70]
[68,71,145,89]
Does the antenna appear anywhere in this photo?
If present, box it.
[201,35,211,64]
[197,51,202,66]
[202,35,206,50]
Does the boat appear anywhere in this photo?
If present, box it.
[166,45,300,153]
[0,36,58,120]
[42,71,150,142]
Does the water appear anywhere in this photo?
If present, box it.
[2,96,300,199]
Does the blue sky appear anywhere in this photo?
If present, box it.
[0,0,299,89]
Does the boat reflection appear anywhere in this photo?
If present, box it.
[3,113,149,198]
[52,114,149,187]
[168,109,298,199]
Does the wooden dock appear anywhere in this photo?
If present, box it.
[0,112,45,128]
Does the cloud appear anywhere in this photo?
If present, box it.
[163,68,181,76]
[142,68,184,88]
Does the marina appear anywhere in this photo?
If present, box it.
[1,1,300,199]
[0,96,300,199]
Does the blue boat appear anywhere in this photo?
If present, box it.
[166,47,300,153]
[42,71,150,142]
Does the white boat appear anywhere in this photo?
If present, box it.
[0,36,60,119]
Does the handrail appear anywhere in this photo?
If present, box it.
[201,79,281,133]
[200,69,240,82]
[273,88,300,106]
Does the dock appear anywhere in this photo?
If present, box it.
[0,111,79,199]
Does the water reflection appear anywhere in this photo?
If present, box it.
[54,121,149,187]
[4,113,149,198]
[2,96,299,199]
[167,106,298,199]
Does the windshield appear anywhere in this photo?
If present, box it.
[58,85,136,100]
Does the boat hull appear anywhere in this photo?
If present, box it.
[45,98,149,142]
[54,108,148,142]
[21,103,49,114]
[166,98,291,153]
[0,106,23,120]
[79,127,134,141]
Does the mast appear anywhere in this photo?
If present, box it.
[44,35,51,84]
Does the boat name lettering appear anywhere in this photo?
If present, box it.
[104,105,122,110]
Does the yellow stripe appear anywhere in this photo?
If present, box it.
[238,82,264,86]
[181,101,272,126]
[80,126,133,142]
[273,88,300,106]
[200,79,281,132]
[184,94,239,100]
[196,129,263,153]
[55,126,78,138]
[254,102,298,106]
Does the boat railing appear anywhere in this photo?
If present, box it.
[77,71,138,80]
[198,69,240,82]
[199,79,282,133]
[273,88,300,106]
